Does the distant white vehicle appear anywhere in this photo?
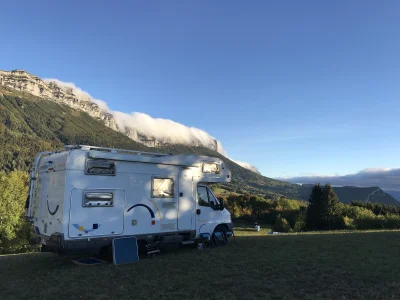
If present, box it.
[26,145,233,254]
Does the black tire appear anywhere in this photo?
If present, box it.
[212,225,228,246]
[97,245,113,261]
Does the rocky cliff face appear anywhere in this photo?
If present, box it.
[0,69,220,152]
[0,70,103,119]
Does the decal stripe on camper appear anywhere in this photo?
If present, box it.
[47,200,59,216]
[127,204,156,225]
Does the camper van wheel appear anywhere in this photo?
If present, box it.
[212,225,228,246]
[98,245,113,261]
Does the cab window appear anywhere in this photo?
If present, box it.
[197,186,209,207]
[197,186,219,209]
[207,189,219,208]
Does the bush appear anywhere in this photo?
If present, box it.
[353,214,400,230]
[293,213,307,232]
[273,215,292,233]
[0,170,38,254]
[342,216,356,230]
[354,215,386,230]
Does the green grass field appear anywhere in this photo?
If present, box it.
[2,229,400,300]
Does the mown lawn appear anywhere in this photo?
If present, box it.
[1,229,400,300]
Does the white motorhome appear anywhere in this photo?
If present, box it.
[26,145,233,253]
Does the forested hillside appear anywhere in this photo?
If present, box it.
[1,86,397,205]
[0,86,301,199]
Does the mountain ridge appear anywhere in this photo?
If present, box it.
[1,70,398,206]
[0,85,300,199]
[299,184,399,206]
[384,190,400,202]
[0,69,224,154]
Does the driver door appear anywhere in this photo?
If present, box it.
[196,185,221,232]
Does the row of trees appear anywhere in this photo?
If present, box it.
[216,184,400,233]
[306,184,400,231]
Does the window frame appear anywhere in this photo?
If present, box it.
[83,191,114,207]
[151,177,175,198]
[85,159,116,176]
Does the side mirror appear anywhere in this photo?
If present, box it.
[219,200,225,211]
[210,201,216,210]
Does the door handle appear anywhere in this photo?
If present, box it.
[196,209,201,215]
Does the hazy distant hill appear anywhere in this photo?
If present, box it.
[384,190,400,202]
[300,184,399,206]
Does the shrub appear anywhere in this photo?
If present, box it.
[354,215,386,230]
[0,170,38,254]
[293,212,307,232]
[342,216,356,230]
[273,215,292,233]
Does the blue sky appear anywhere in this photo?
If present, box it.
[1,1,399,178]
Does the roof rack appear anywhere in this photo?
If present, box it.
[63,145,168,157]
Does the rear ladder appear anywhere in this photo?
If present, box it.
[26,151,53,219]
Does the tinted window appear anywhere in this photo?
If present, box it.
[207,189,219,207]
[86,160,115,175]
[83,192,113,207]
[197,186,209,207]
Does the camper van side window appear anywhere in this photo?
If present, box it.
[152,178,175,198]
[83,192,113,207]
[85,159,116,175]
[202,162,221,174]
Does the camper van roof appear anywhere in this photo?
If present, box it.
[63,145,224,167]
[64,145,169,157]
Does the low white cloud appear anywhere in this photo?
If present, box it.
[44,78,93,103]
[232,160,261,174]
[280,168,400,191]
[359,168,393,173]
[42,78,266,168]
[112,111,228,156]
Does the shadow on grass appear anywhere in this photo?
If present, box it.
[233,228,257,232]
[2,232,400,300]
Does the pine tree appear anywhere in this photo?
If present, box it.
[306,184,323,230]
[306,183,341,230]
[321,184,341,229]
